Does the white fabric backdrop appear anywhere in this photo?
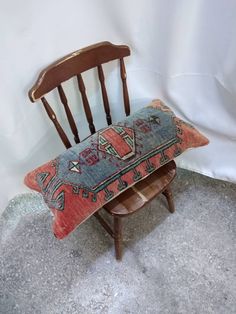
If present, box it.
[1,0,236,215]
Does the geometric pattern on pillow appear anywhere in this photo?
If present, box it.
[24,100,209,239]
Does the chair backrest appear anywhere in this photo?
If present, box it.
[29,41,131,149]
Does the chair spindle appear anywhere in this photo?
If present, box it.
[97,65,112,125]
[41,97,72,149]
[120,58,130,116]
[77,74,96,134]
[57,85,80,144]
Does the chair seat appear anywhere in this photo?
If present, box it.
[103,160,176,216]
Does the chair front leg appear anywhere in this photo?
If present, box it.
[162,186,175,213]
[114,216,123,260]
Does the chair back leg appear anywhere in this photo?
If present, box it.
[162,186,175,213]
[114,216,123,260]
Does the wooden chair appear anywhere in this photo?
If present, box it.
[29,41,176,260]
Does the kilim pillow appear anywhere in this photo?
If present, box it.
[24,100,209,238]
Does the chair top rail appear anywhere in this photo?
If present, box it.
[29,41,130,102]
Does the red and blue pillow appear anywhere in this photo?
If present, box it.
[25,100,209,238]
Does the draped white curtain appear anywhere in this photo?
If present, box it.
[1,0,236,215]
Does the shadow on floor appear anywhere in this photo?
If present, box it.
[0,168,236,314]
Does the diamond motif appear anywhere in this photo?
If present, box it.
[69,161,81,173]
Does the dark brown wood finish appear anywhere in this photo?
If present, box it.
[77,74,96,134]
[29,42,177,261]
[29,42,130,101]
[114,217,122,260]
[104,161,176,216]
[57,85,80,144]
[41,97,72,149]
[162,186,175,213]
[120,58,130,116]
[97,64,112,125]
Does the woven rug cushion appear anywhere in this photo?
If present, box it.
[24,100,209,239]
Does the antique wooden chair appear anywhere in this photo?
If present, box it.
[29,41,176,260]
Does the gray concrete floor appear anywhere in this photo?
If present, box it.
[0,168,236,314]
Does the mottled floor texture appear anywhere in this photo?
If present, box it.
[0,168,236,314]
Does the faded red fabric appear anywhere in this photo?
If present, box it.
[24,100,209,239]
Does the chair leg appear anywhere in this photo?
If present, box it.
[114,216,123,260]
[162,186,175,213]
